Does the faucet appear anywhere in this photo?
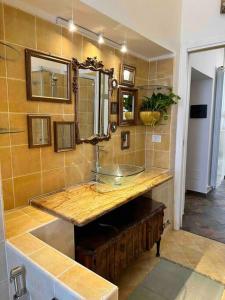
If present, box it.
[96,145,106,170]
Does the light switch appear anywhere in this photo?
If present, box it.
[152,134,161,143]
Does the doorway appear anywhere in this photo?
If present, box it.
[182,48,225,243]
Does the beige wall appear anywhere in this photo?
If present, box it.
[0,4,175,211]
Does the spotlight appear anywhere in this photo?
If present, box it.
[68,19,76,32]
[120,43,127,53]
[98,34,104,44]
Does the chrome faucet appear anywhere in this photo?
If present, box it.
[96,145,106,170]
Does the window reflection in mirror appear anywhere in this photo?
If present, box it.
[31,57,68,99]
[78,70,109,141]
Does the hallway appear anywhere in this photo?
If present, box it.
[182,182,225,243]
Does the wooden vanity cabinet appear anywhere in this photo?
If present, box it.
[75,196,165,283]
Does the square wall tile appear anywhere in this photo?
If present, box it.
[2,179,14,210]
[153,150,170,169]
[0,2,4,40]
[9,113,28,146]
[13,173,41,207]
[8,79,38,113]
[41,147,64,171]
[11,146,41,177]
[0,147,12,179]
[4,4,36,48]
[0,44,6,77]
[6,44,25,80]
[42,168,65,194]
[61,28,83,60]
[36,17,61,56]
[0,113,10,147]
[0,78,8,112]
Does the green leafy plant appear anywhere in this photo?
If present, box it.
[140,87,180,120]
[123,95,133,112]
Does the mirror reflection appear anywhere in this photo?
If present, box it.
[27,116,51,148]
[77,69,109,141]
[25,49,71,103]
[122,92,135,121]
[118,87,138,126]
[31,57,68,99]
[54,122,75,152]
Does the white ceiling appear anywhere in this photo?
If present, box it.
[5,0,173,60]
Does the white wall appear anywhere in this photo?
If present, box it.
[81,0,182,54]
[186,49,224,194]
[186,76,213,193]
[181,0,225,48]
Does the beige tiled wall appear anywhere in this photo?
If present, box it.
[0,4,175,211]
[145,59,176,170]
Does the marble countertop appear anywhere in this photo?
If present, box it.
[31,168,172,226]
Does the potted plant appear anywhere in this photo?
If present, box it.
[123,94,134,120]
[140,87,180,126]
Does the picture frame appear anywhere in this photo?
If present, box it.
[54,121,75,152]
[120,64,136,87]
[111,102,118,115]
[121,131,130,150]
[27,115,51,148]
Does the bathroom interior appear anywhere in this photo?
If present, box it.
[1,0,225,300]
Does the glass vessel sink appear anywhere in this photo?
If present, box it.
[92,164,145,190]
[92,164,145,177]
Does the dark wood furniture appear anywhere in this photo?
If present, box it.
[75,196,165,283]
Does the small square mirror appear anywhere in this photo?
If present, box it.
[118,87,138,126]
[54,122,75,152]
[27,115,51,148]
[120,64,136,87]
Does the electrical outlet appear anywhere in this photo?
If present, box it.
[152,134,161,143]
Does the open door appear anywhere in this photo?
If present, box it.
[210,67,225,188]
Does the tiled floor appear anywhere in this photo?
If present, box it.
[118,230,225,300]
[182,182,225,243]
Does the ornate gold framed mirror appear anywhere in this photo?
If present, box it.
[72,57,114,145]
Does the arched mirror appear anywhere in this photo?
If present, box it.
[72,57,114,145]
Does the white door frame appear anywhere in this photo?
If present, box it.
[174,40,225,230]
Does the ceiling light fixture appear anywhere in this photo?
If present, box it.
[68,19,76,32]
[98,34,104,44]
[56,17,128,53]
[120,43,127,53]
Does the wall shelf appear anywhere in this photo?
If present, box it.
[0,128,24,134]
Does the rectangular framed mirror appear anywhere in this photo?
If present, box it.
[72,57,114,145]
[54,121,75,152]
[120,64,136,87]
[118,87,138,126]
[27,115,51,148]
[25,49,72,103]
